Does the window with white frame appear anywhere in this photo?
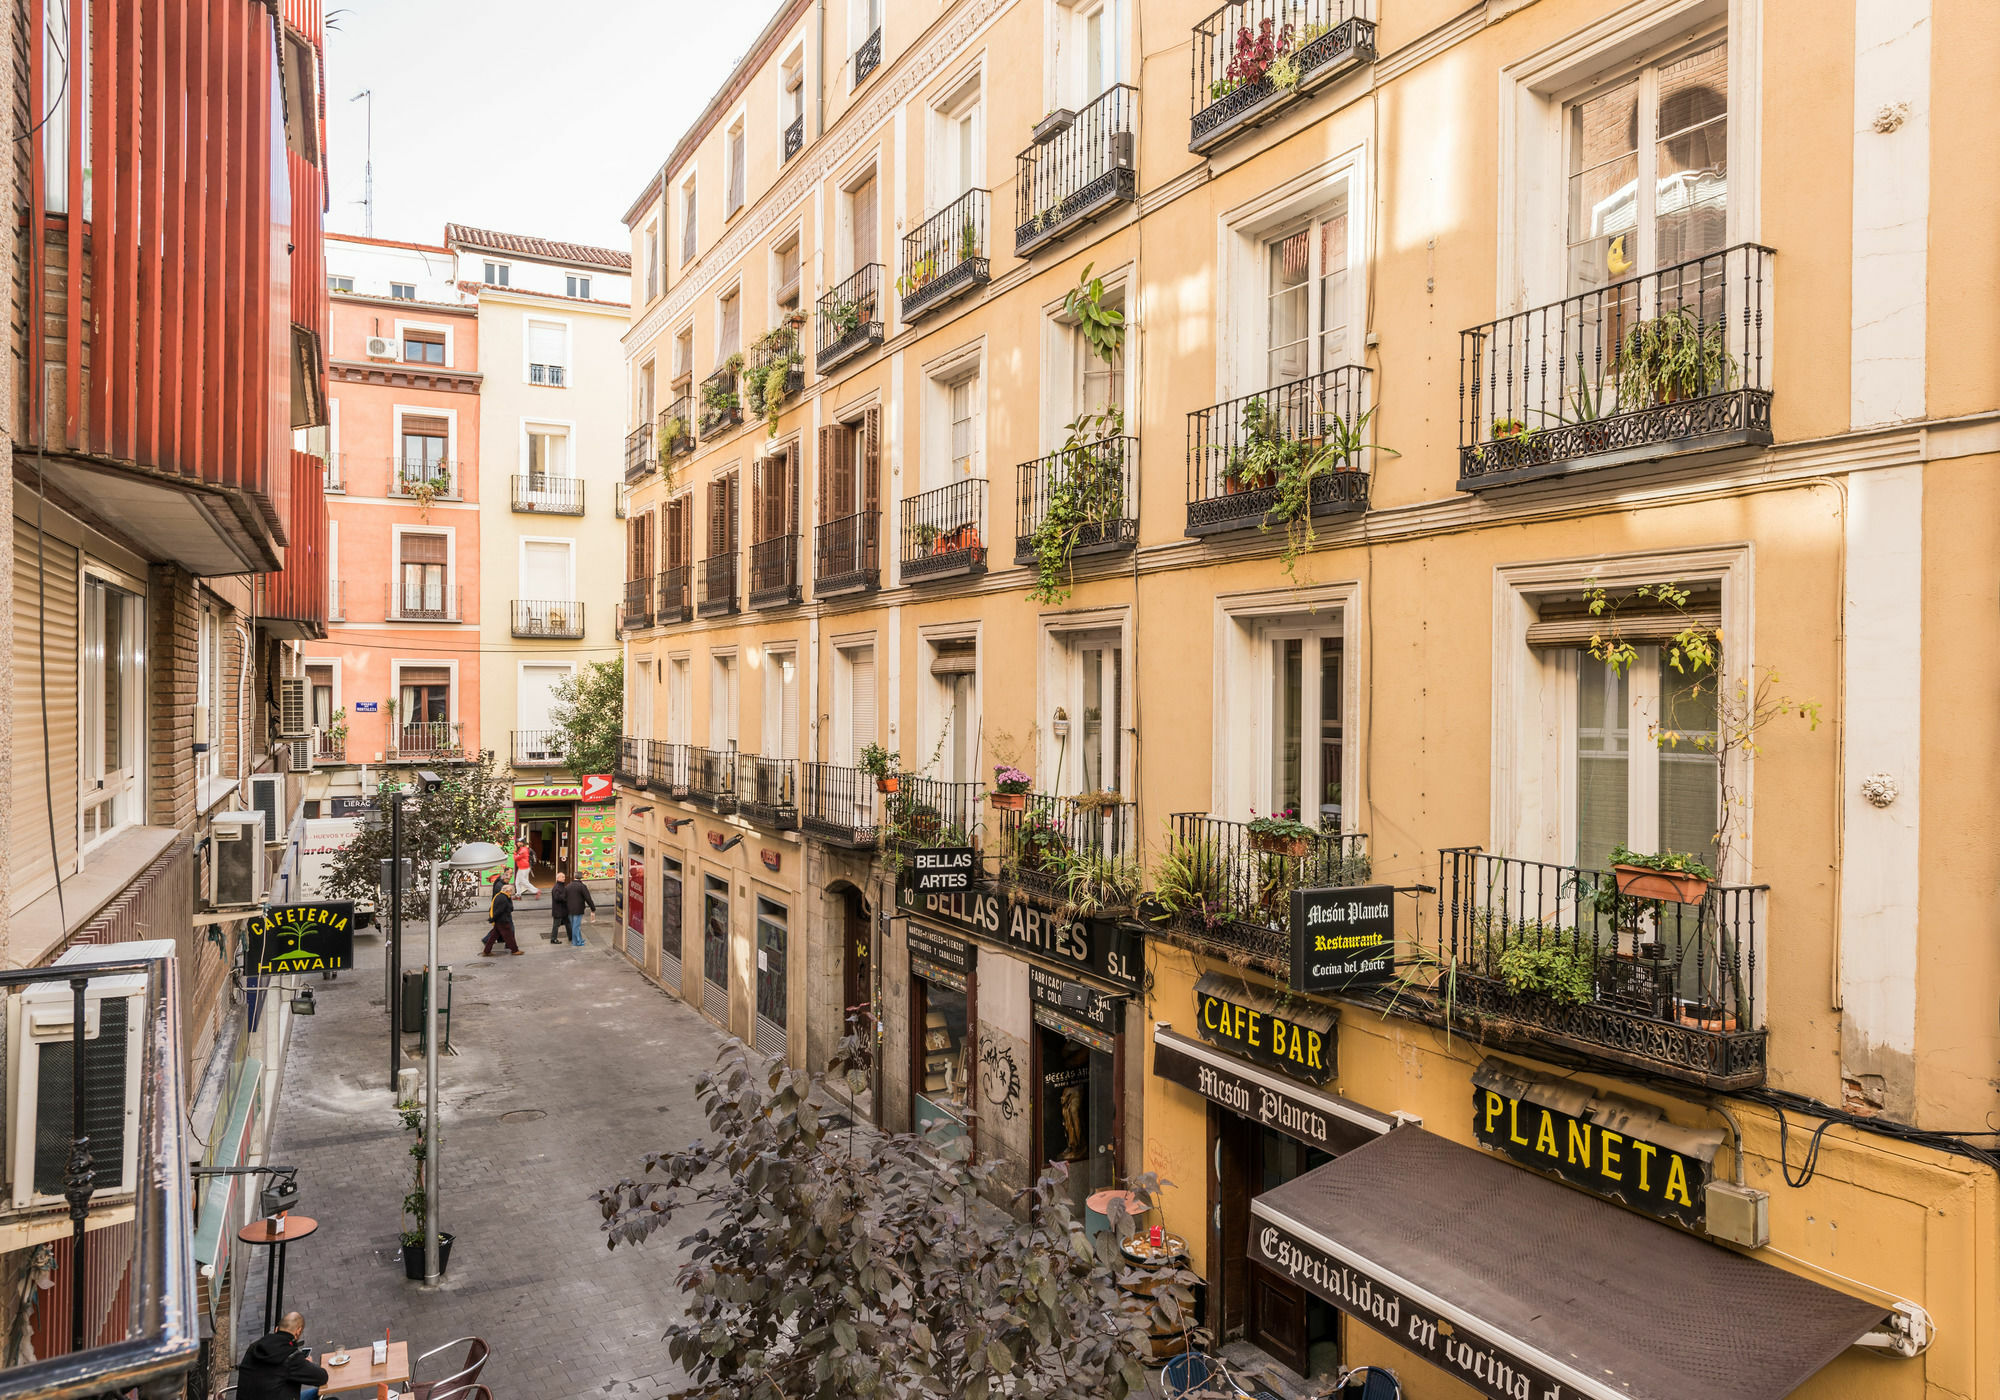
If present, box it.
[525,423,572,483]
[926,637,977,783]
[397,531,451,618]
[673,325,695,385]
[389,281,416,301]
[1213,595,1357,827]
[781,51,806,152]
[949,375,979,479]
[726,120,747,216]
[681,177,699,265]
[668,656,692,744]
[1266,621,1345,827]
[644,223,661,300]
[527,319,570,387]
[307,663,336,734]
[710,653,739,748]
[718,289,742,359]
[520,537,573,604]
[197,603,220,778]
[1564,639,1718,874]
[630,657,655,740]
[567,273,592,299]
[922,350,983,491]
[483,260,511,286]
[929,75,983,210]
[82,577,143,845]
[834,643,876,765]
[851,0,883,54]
[844,171,879,277]
[763,648,801,760]
[637,360,656,426]
[773,234,803,315]
[401,327,447,364]
[1054,0,1125,110]
[1046,627,1122,797]
[519,662,573,733]
[1262,201,1349,388]
[327,275,354,292]
[1047,280,1126,439]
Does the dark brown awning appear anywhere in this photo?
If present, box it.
[1251,1128,1890,1400]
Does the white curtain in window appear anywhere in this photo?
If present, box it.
[529,322,566,367]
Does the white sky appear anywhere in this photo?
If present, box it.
[321,0,778,251]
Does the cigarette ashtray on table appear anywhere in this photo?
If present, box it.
[236,1215,319,1337]
[1118,1230,1192,1362]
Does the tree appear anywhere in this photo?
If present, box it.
[317,755,515,927]
[595,1040,1197,1400]
[550,655,623,778]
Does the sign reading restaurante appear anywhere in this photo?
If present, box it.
[1290,884,1396,993]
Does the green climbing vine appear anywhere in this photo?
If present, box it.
[1027,263,1130,605]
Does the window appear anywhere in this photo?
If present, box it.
[834,643,876,765]
[644,223,661,301]
[1056,0,1125,109]
[527,320,570,387]
[846,172,879,275]
[519,662,572,733]
[852,0,884,82]
[525,424,571,481]
[1267,624,1344,826]
[726,120,747,217]
[781,53,806,159]
[82,578,142,846]
[674,326,695,384]
[930,77,983,209]
[483,260,511,286]
[718,290,741,359]
[1571,647,1718,873]
[397,532,450,618]
[1263,204,1349,387]
[327,275,354,292]
[949,375,979,479]
[763,649,801,760]
[398,666,451,724]
[397,414,450,487]
[681,177,699,265]
[923,354,982,491]
[1048,629,1123,796]
[703,874,730,995]
[928,637,977,783]
[567,273,592,299]
[668,656,692,744]
[710,654,739,747]
[307,665,335,731]
[197,604,221,778]
[389,281,416,301]
[773,236,803,314]
[755,899,789,1046]
[402,328,446,364]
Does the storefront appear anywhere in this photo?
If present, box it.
[511,777,616,885]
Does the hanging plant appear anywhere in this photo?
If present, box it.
[1260,403,1397,583]
[1027,409,1125,605]
[1061,262,1125,367]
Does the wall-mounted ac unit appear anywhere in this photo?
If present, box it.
[209,812,267,907]
[247,774,285,842]
[364,335,399,361]
[5,941,174,1210]
[278,676,309,739]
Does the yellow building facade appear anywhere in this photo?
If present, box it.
[615,0,2000,1395]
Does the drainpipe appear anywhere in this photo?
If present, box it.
[815,0,826,140]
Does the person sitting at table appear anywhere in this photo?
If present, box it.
[238,1310,329,1400]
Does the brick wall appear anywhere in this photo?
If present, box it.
[148,566,199,829]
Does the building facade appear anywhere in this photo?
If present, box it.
[613,0,1999,1395]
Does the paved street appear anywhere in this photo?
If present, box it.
[240,891,718,1399]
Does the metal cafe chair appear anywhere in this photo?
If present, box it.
[406,1336,490,1400]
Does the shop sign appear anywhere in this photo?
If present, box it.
[243,902,356,975]
[579,774,614,802]
[1193,972,1336,1086]
[1252,1213,1576,1400]
[1033,1005,1116,1055]
[1470,1063,1716,1230]
[908,925,974,992]
[1027,963,1121,1037]
[910,847,975,893]
[1290,885,1396,993]
[898,884,1141,991]
[515,780,589,801]
[328,796,368,817]
[1152,1030,1390,1155]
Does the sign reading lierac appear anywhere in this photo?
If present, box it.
[898,883,1141,991]
[243,902,357,976]
[1192,971,1337,1086]
[1290,884,1396,993]
[909,847,976,893]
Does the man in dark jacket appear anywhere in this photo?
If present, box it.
[238,1310,327,1400]
[548,871,572,943]
[482,874,522,956]
[559,871,597,946]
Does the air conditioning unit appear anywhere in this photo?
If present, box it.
[5,941,175,1209]
[278,676,309,739]
[209,812,267,907]
[289,738,313,771]
[364,335,399,361]
[248,773,285,842]
[1111,132,1135,170]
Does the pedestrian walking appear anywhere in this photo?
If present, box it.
[512,839,536,897]
[549,870,571,943]
[237,1310,328,1400]
[482,874,522,957]
[559,871,597,946]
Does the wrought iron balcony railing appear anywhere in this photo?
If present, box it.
[315,727,345,761]
[801,763,882,847]
[511,474,584,515]
[815,511,881,596]
[996,793,1141,913]
[698,365,744,437]
[388,583,463,623]
[511,599,585,640]
[852,25,882,85]
[1016,84,1138,256]
[657,565,691,625]
[1186,364,1371,535]
[784,113,806,162]
[1189,0,1377,154]
[749,534,802,608]
[900,190,991,323]
[324,453,345,493]
[748,328,807,426]
[699,554,740,617]
[1148,814,1371,974]
[392,721,464,759]
[625,424,656,482]
[689,746,739,812]
[512,729,564,767]
[1459,243,1774,490]
[623,577,655,629]
[660,395,695,460]
[615,736,644,785]
[643,740,692,795]
[737,755,799,829]
[529,361,568,387]
[1016,435,1139,564]
[885,777,983,851]
[816,264,885,373]
[1418,848,1767,1090]
[389,458,459,499]
[900,479,987,582]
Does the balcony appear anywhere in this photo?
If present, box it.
[900,479,988,583]
[689,746,739,812]
[512,474,585,515]
[885,777,983,851]
[750,534,803,608]
[852,25,882,85]
[816,265,885,374]
[657,565,691,625]
[1459,244,1774,491]
[315,727,345,762]
[328,579,344,622]
[660,395,695,461]
[623,577,655,629]
[512,599,585,640]
[815,511,881,596]
[1189,0,1377,155]
[616,484,631,519]
[1416,849,1767,1090]
[1186,365,1371,536]
[1016,85,1138,257]
[389,458,460,501]
[748,327,807,428]
[392,721,465,759]
[1015,435,1138,565]
[900,190,991,323]
[698,365,744,437]
[997,794,1141,915]
[324,453,346,493]
[512,729,565,767]
[801,763,882,847]
[699,554,740,617]
[737,755,800,829]
[1147,814,1371,975]
[616,736,644,786]
[626,423,657,482]
[529,361,569,387]
[784,113,806,162]
[646,740,692,796]
[388,583,463,623]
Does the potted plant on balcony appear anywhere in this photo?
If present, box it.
[897,254,939,297]
[1263,401,1395,583]
[1028,408,1126,605]
[1141,829,1228,933]
[1033,107,1077,144]
[325,708,348,755]
[828,297,865,340]
[990,765,1032,811]
[1493,924,1596,1007]
[1608,844,1715,904]
[1615,306,1738,407]
[397,1098,453,1280]
[860,742,900,794]
[959,219,982,264]
[1246,808,1316,859]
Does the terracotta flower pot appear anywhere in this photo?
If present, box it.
[1612,864,1711,904]
[990,791,1027,811]
[1250,831,1311,859]
[875,775,900,794]
[1676,1002,1739,1033]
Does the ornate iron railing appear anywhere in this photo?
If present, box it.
[885,777,984,851]
[901,189,991,322]
[737,755,799,828]
[749,534,802,608]
[1459,243,1774,490]
[392,721,464,759]
[623,577,654,628]
[660,394,695,459]
[816,264,885,372]
[511,474,584,515]
[1148,814,1371,974]
[323,453,344,493]
[511,599,585,639]
[1016,85,1138,256]
[801,763,882,846]
[315,727,345,761]
[1189,0,1376,153]
[616,736,643,785]
[997,794,1141,912]
[699,554,739,617]
[689,746,739,812]
[657,565,691,625]
[511,729,564,766]
[784,113,806,162]
[1016,435,1138,563]
[852,25,882,84]
[625,424,655,481]
[900,479,988,582]
[389,457,459,499]
[747,327,806,425]
[645,740,692,796]
[815,510,881,594]
[1186,364,1371,535]
[389,582,462,623]
[529,361,568,387]
[698,365,743,437]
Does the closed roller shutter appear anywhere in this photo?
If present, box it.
[11,516,81,913]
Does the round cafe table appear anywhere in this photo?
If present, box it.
[1119,1229,1192,1363]
[238,1215,319,1337]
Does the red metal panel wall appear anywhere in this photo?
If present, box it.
[264,450,329,632]
[30,1221,137,1355]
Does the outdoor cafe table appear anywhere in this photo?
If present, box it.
[319,1341,411,1395]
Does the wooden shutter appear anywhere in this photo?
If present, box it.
[788,444,802,537]
[402,413,449,437]
[862,409,881,515]
[750,460,767,544]
[849,648,876,756]
[664,498,686,568]
[627,516,644,577]
[816,427,838,523]
[400,532,447,568]
[726,472,740,552]
[11,517,80,908]
[853,175,878,267]
[400,666,451,688]
[707,481,727,558]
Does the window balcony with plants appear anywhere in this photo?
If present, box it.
[511,474,584,515]
[993,787,1143,920]
[801,762,882,847]
[699,552,739,617]
[1141,813,1371,976]
[1189,0,1377,155]
[1458,243,1773,491]
[815,510,881,596]
[816,265,885,374]
[1016,84,1138,257]
[659,394,695,462]
[645,740,692,796]
[899,190,991,323]
[749,534,802,608]
[623,577,655,629]
[392,720,464,760]
[689,745,739,812]
[1016,424,1138,599]
[900,479,987,583]
[884,777,983,854]
[616,736,643,785]
[511,599,585,640]
[737,755,799,829]
[657,565,691,625]
[698,362,745,438]
[389,458,459,502]
[625,424,656,482]
[746,319,808,433]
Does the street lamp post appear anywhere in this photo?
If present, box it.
[422,840,505,1285]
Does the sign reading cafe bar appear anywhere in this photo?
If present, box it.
[1192,971,1337,1085]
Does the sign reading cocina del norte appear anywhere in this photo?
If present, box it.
[1470,1059,1720,1230]
[1192,971,1337,1086]
[1290,884,1396,993]
[243,902,357,975]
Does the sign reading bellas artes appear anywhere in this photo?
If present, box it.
[243,902,357,976]
[1193,971,1337,1085]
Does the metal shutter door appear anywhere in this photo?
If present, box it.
[11,517,81,911]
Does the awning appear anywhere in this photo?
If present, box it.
[1251,1128,1890,1400]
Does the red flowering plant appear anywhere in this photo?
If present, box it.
[1225,18,1294,88]
[1245,805,1316,842]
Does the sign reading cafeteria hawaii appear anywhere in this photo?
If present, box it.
[1289,884,1396,993]
[243,902,356,976]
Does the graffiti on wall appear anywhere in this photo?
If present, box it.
[979,1033,1023,1121]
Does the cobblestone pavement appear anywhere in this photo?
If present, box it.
[240,891,722,1399]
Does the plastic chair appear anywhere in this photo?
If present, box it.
[407,1337,489,1400]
